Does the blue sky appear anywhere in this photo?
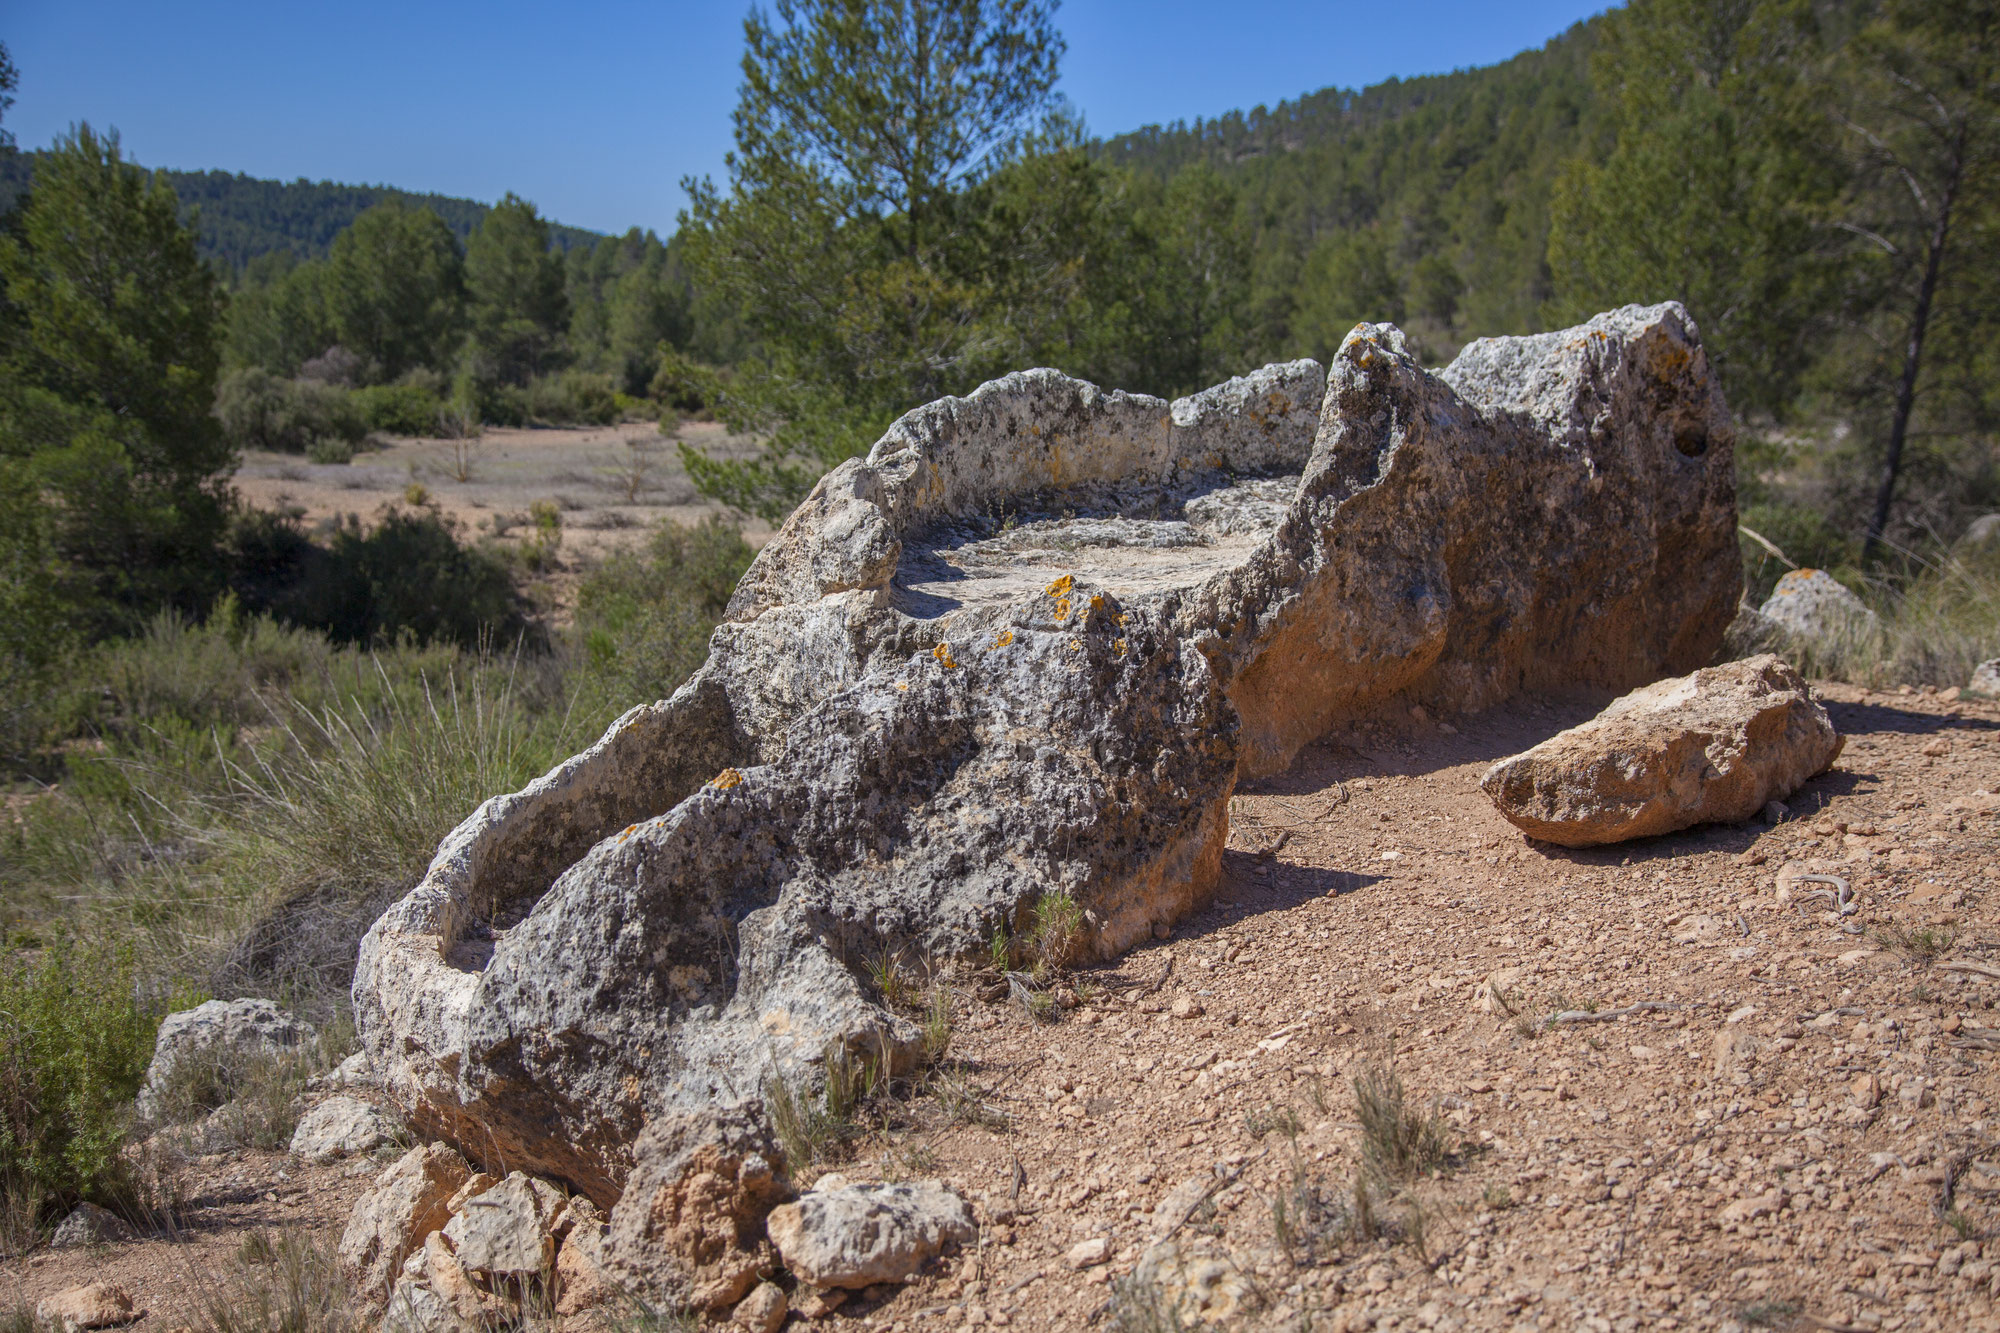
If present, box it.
[4,2,1609,236]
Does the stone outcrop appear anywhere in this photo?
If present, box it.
[764,1180,977,1289]
[1480,655,1843,847]
[136,998,313,1120]
[1969,658,2000,700]
[355,303,1740,1200]
[441,1171,568,1276]
[1757,569,1878,655]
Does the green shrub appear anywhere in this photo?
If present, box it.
[576,516,753,704]
[0,939,155,1226]
[214,369,365,456]
[526,370,619,426]
[350,383,444,437]
[227,508,529,650]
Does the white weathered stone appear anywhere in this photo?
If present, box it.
[49,1201,134,1248]
[1128,1241,1254,1324]
[764,1180,976,1289]
[1968,657,2000,700]
[1481,655,1843,847]
[35,1284,139,1331]
[339,1142,473,1304]
[1757,569,1878,654]
[136,997,313,1120]
[355,304,1740,1196]
[440,1170,567,1276]
[290,1095,397,1164]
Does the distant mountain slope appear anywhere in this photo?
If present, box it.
[1097,17,1605,352]
[0,151,601,269]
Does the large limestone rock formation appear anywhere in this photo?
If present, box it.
[355,303,1739,1202]
[1479,654,1843,847]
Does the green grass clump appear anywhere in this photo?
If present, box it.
[1352,1065,1453,1182]
[1028,890,1087,976]
[0,938,156,1240]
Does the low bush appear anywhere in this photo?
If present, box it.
[227,508,529,651]
[351,383,444,437]
[214,369,365,457]
[526,370,620,427]
[576,516,753,705]
[0,939,156,1233]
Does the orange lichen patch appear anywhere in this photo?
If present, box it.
[1068,639,1082,652]
[933,642,960,669]
[1089,593,1105,612]
[1116,612,1130,626]
[707,768,745,790]
[618,823,639,841]
[993,630,1015,648]
[1113,638,1128,656]
[897,681,910,691]
[1053,598,1072,622]
[1045,574,1074,597]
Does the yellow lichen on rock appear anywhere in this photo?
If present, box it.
[932,642,959,669]
[1044,574,1074,597]
[992,630,1014,648]
[1053,598,1072,622]
[707,769,745,790]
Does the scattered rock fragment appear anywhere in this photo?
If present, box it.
[1067,1236,1111,1269]
[49,1201,135,1248]
[733,1281,789,1333]
[764,1180,976,1289]
[1127,1241,1254,1324]
[1969,657,2000,699]
[441,1170,568,1276]
[36,1284,139,1331]
[289,1094,397,1164]
[1480,655,1842,846]
[338,1142,473,1304]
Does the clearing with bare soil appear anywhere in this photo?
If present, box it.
[15,682,1998,1331]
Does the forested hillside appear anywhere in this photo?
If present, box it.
[0,151,601,270]
[1097,18,1600,352]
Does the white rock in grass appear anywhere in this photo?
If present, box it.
[137,997,313,1120]
[290,1095,397,1164]
[35,1283,139,1331]
[1756,569,1878,654]
[1967,657,2000,700]
[764,1180,976,1289]
[49,1202,135,1248]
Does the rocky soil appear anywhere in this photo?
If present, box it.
[18,679,1994,1331]
[778,681,2000,1333]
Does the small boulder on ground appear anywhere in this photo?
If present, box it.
[289,1094,397,1164]
[136,997,313,1120]
[49,1201,135,1248]
[1480,654,1843,847]
[440,1170,568,1276]
[338,1142,473,1304]
[764,1179,977,1290]
[36,1283,139,1331]
[603,1103,792,1312]
[1968,657,2000,700]
[1757,569,1878,653]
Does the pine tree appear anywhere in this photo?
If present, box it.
[322,201,466,382]
[465,193,569,386]
[0,124,231,629]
